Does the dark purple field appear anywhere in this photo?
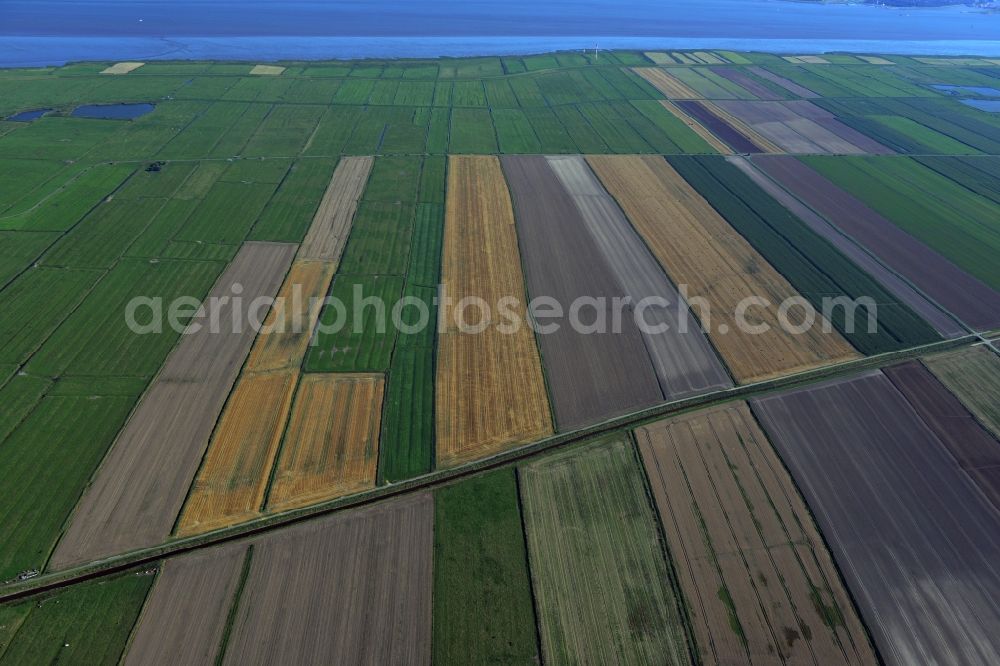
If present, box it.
[755,155,1000,331]
[885,360,1000,509]
[752,372,1000,666]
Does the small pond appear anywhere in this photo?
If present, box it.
[932,84,1000,98]
[70,103,155,120]
[7,108,52,121]
[962,99,1000,113]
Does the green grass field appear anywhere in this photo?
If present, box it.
[432,469,540,664]
[0,392,139,580]
[519,436,691,665]
[0,572,152,664]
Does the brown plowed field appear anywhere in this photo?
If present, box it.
[588,155,857,383]
[176,370,299,536]
[245,260,337,372]
[660,101,733,154]
[502,155,663,429]
[49,241,297,570]
[223,494,433,665]
[123,542,248,666]
[637,403,877,665]
[266,373,384,512]
[436,155,552,466]
[297,156,373,263]
[714,67,781,100]
[545,155,733,400]
[632,67,702,99]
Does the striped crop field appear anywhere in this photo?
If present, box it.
[6,49,1000,664]
[176,370,299,535]
[520,436,692,664]
[436,155,552,466]
[588,154,858,383]
[265,373,385,512]
[636,403,877,664]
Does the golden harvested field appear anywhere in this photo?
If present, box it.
[177,259,339,535]
[632,67,702,99]
[100,62,144,75]
[266,373,384,511]
[702,101,783,153]
[436,156,553,466]
[245,260,336,373]
[249,64,286,76]
[637,403,877,665]
[660,100,733,154]
[588,155,857,382]
[298,156,373,263]
[176,370,299,536]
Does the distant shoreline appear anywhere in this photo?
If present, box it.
[3,37,1000,68]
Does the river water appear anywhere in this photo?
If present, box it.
[2,0,999,66]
